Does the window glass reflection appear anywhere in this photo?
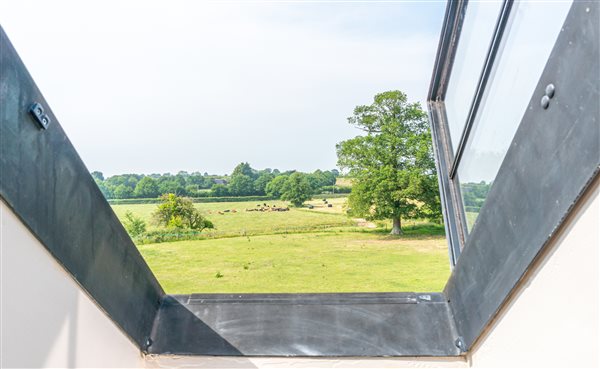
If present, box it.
[458,0,573,232]
[445,1,503,153]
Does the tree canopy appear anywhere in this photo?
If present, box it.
[280,172,313,207]
[336,90,441,234]
[92,165,341,200]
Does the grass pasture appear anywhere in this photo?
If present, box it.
[112,197,450,294]
[112,200,355,238]
[139,232,449,293]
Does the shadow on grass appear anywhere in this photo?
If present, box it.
[364,222,445,238]
[131,221,445,245]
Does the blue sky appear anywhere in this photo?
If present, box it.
[0,1,446,176]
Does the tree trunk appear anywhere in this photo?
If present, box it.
[390,216,402,235]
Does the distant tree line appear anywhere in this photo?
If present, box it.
[91,164,345,200]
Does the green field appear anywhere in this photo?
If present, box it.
[112,198,355,238]
[112,197,450,293]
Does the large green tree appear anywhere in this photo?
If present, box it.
[254,172,275,195]
[113,184,134,199]
[231,162,257,179]
[228,174,255,196]
[265,175,288,197]
[336,90,440,235]
[281,172,313,207]
[134,176,159,198]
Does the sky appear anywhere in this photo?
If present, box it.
[0,0,446,176]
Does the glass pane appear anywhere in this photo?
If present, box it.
[445,1,504,152]
[458,0,573,232]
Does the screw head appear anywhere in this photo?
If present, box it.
[545,83,555,98]
[541,95,550,109]
[455,337,467,352]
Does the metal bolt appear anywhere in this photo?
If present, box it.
[143,337,153,351]
[455,337,467,352]
[541,95,550,109]
[545,83,555,98]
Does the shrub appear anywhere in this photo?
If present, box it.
[123,211,146,238]
[152,193,214,231]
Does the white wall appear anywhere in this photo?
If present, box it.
[468,180,600,368]
[0,200,144,368]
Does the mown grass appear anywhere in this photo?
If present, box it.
[112,197,450,293]
[138,231,450,293]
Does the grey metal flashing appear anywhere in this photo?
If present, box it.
[444,0,599,349]
[148,293,461,356]
[0,26,165,349]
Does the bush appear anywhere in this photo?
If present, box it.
[123,211,146,238]
[152,194,214,231]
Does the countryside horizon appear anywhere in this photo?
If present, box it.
[104,91,452,294]
[0,1,458,294]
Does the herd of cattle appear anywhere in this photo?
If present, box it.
[207,200,335,215]
[246,203,290,212]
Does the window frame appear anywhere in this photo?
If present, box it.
[428,0,514,263]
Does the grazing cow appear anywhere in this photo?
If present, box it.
[232,209,237,213]
[218,211,224,215]
[223,209,230,213]
[327,204,333,208]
